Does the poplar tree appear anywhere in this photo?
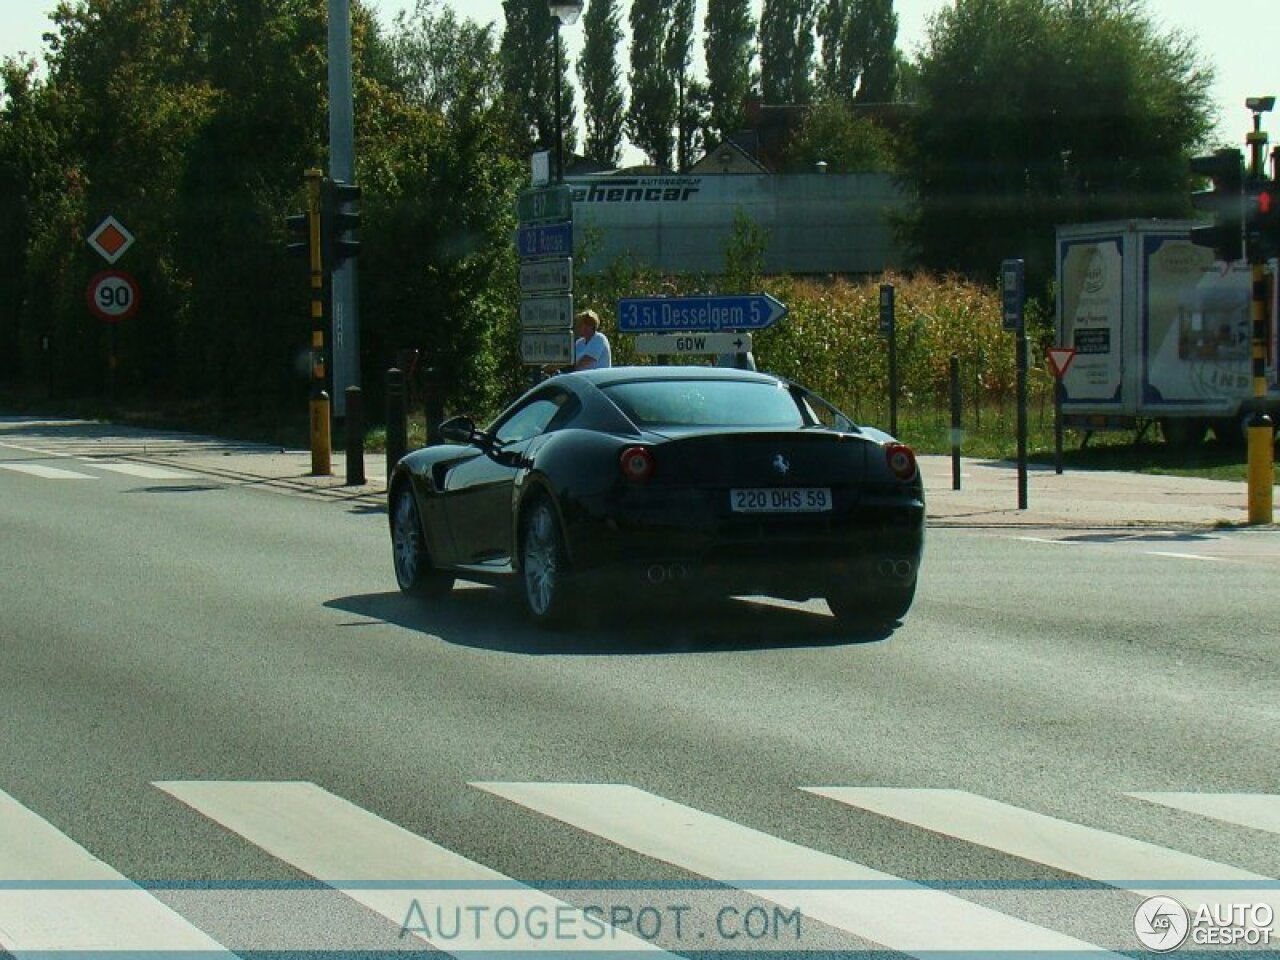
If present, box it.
[703,0,756,142]
[627,0,675,169]
[759,0,818,104]
[499,0,576,157]
[577,0,625,166]
[818,0,899,102]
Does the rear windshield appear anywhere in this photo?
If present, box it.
[600,379,804,429]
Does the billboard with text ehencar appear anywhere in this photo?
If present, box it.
[565,173,906,276]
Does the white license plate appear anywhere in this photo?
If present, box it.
[730,487,832,513]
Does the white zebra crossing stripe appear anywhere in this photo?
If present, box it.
[0,787,235,954]
[472,781,1117,956]
[0,462,95,480]
[806,787,1279,914]
[155,780,676,955]
[1130,792,1280,835]
[89,462,201,480]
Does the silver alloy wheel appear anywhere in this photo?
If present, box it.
[392,488,422,590]
[522,502,559,617]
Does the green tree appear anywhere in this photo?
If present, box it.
[577,0,625,166]
[386,0,501,118]
[904,0,1214,285]
[817,0,899,102]
[785,98,896,171]
[759,0,818,104]
[627,0,675,169]
[703,0,756,143]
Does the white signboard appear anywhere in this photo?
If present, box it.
[520,295,574,330]
[520,330,574,365]
[633,332,754,356]
[519,258,573,295]
[531,151,551,187]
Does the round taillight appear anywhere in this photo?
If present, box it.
[619,446,655,482]
[886,443,917,481]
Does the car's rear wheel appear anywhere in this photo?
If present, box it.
[521,499,573,627]
[392,483,454,599]
[826,582,915,628]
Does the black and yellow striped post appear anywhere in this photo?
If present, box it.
[1246,263,1273,523]
[305,168,331,476]
[1245,106,1273,523]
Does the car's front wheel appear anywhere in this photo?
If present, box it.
[521,499,573,627]
[392,483,454,599]
[826,582,915,629]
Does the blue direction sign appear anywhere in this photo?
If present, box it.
[617,293,787,333]
[517,220,573,259]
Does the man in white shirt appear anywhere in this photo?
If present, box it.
[572,309,612,370]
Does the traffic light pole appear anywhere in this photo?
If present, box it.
[305,168,331,476]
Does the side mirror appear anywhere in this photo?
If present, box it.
[439,415,479,445]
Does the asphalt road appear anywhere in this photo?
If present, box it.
[2,430,1278,957]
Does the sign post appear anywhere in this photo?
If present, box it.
[1002,258,1028,509]
[880,283,898,436]
[1046,346,1077,475]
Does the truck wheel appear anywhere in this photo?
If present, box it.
[1160,418,1207,449]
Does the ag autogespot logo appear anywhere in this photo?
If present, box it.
[1134,895,1190,952]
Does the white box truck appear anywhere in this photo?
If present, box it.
[1056,220,1279,446]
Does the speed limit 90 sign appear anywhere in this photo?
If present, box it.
[85,270,140,323]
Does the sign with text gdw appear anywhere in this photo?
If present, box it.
[633,332,754,356]
[617,293,787,333]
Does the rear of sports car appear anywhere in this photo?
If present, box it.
[563,426,924,621]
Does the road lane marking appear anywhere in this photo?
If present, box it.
[0,787,235,954]
[1130,792,1280,835]
[473,781,1115,956]
[155,780,674,955]
[89,461,201,480]
[806,787,1278,914]
[1144,551,1234,563]
[0,462,96,480]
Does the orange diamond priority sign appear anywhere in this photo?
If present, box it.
[87,215,135,264]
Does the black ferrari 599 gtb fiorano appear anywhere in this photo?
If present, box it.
[388,366,924,628]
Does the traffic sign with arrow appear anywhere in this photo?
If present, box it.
[617,293,787,333]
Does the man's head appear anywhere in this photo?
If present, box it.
[575,309,600,339]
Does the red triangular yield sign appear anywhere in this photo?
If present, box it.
[1046,346,1076,378]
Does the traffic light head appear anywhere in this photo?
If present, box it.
[1249,182,1280,260]
[321,178,361,268]
[1189,148,1244,262]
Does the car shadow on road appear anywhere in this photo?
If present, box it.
[326,586,894,655]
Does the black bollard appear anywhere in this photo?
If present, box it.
[949,354,962,491]
[345,385,366,486]
[386,367,407,477]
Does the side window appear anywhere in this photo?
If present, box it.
[492,391,574,445]
[796,388,857,431]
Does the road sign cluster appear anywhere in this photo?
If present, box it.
[85,216,139,323]
[516,185,574,366]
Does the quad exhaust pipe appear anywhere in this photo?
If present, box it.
[647,564,688,584]
[877,558,914,579]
